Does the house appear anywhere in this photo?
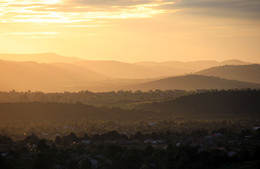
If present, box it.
[213,133,223,137]
[1,152,8,157]
[81,140,91,144]
[227,151,237,157]
[54,133,61,137]
[157,139,166,144]
[89,158,98,168]
[176,142,181,147]
[148,122,156,127]
[144,139,157,144]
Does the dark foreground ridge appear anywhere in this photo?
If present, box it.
[130,75,260,91]
[137,89,260,117]
[0,90,260,123]
[0,102,156,122]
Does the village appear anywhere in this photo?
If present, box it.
[1,126,260,169]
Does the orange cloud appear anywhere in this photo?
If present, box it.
[0,0,174,24]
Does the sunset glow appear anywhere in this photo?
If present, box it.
[0,0,260,62]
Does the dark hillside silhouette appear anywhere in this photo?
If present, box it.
[0,90,260,123]
[129,75,260,91]
[0,102,157,123]
[138,90,260,117]
[197,64,260,84]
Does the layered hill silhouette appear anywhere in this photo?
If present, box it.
[135,59,250,72]
[137,90,260,118]
[1,90,259,123]
[73,60,187,79]
[1,59,260,92]
[0,102,156,123]
[0,60,108,92]
[197,64,260,84]
[0,53,81,63]
[128,75,260,91]
[0,53,259,92]
[0,53,252,79]
[0,53,195,78]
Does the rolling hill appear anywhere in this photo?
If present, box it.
[73,60,188,79]
[60,59,253,79]
[0,53,253,79]
[135,59,250,72]
[128,74,260,91]
[137,90,260,117]
[0,53,81,63]
[197,64,260,84]
[0,60,108,92]
[0,102,157,123]
[0,53,205,78]
[0,53,259,92]
[1,90,259,123]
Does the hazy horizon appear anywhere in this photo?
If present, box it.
[1,0,260,62]
[0,52,258,63]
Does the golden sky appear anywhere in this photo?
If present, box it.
[0,0,260,62]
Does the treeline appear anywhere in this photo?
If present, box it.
[0,102,157,123]
[138,89,260,118]
[0,90,191,108]
[1,90,260,124]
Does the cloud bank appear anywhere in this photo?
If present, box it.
[0,0,259,25]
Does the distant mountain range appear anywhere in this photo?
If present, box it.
[0,53,259,92]
[0,53,253,79]
[134,59,250,72]
[128,74,260,91]
[72,60,184,79]
[0,59,108,92]
[0,53,81,63]
[197,64,260,84]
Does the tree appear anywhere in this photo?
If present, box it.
[140,164,152,169]
[0,135,13,145]
[24,133,39,145]
[33,153,54,169]
[37,139,49,152]
[79,159,92,169]
[55,136,62,145]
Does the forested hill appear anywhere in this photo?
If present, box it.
[1,90,260,123]
[0,102,156,123]
[137,90,260,117]
[197,64,260,84]
[129,75,260,91]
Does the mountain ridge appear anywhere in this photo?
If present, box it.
[128,74,260,91]
[0,59,108,92]
[137,90,260,117]
[0,53,254,79]
[197,64,260,84]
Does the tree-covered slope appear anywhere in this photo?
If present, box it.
[0,102,156,123]
[197,64,260,84]
[130,75,260,91]
[137,90,260,117]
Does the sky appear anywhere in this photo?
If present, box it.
[0,0,260,62]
